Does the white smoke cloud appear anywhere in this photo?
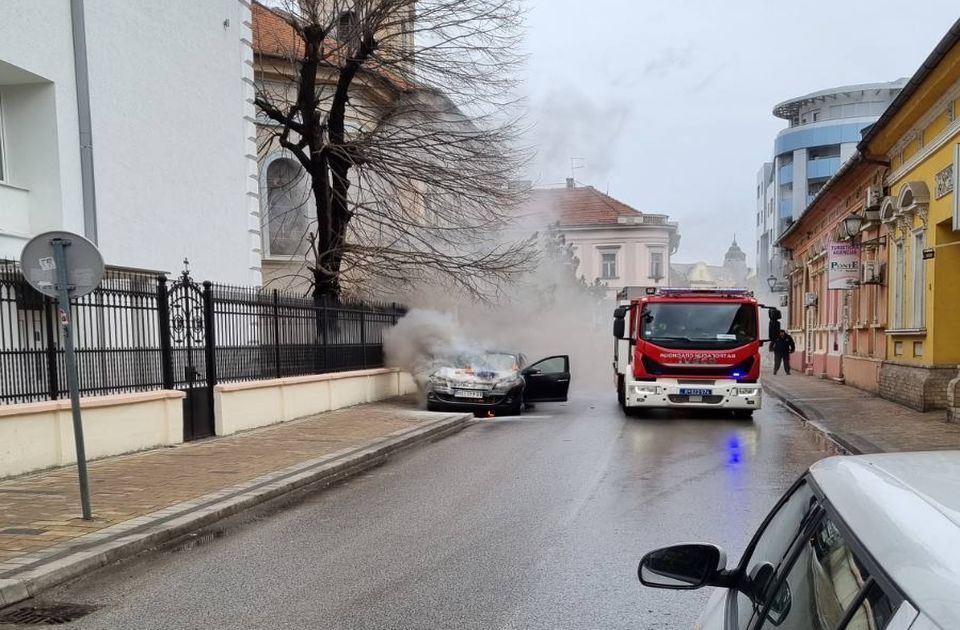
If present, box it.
[382,309,484,390]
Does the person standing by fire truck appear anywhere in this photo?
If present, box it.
[771,329,796,375]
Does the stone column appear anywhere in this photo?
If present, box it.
[947,375,960,424]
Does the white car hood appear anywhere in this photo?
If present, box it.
[432,366,518,386]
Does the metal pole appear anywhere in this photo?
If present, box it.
[156,275,174,390]
[52,238,93,520]
[202,281,218,426]
[69,0,98,244]
[272,289,281,378]
[43,296,60,400]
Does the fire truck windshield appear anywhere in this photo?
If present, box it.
[639,303,758,349]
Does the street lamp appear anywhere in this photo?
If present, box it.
[767,274,787,293]
[842,213,865,241]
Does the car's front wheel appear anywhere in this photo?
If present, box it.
[509,394,524,417]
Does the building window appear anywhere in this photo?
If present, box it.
[811,110,820,122]
[808,178,828,197]
[649,251,664,281]
[600,251,618,279]
[336,11,359,41]
[912,230,926,328]
[892,240,904,328]
[914,341,924,357]
[894,341,903,356]
[808,144,841,160]
[263,158,308,257]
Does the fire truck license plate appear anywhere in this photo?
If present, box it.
[454,390,484,399]
[679,388,712,396]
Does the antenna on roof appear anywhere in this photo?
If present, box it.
[570,157,585,184]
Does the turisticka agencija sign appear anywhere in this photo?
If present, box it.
[827,241,861,290]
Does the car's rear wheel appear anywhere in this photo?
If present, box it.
[617,376,626,409]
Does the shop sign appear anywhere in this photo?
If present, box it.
[827,241,861,290]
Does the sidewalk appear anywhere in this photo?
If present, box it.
[761,365,960,454]
[0,398,470,607]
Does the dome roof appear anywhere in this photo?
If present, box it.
[724,237,746,263]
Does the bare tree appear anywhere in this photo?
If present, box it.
[254,0,535,299]
[540,222,607,302]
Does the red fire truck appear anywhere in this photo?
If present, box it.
[613,287,780,418]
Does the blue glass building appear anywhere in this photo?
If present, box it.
[754,80,906,319]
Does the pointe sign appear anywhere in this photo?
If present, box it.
[827,241,861,290]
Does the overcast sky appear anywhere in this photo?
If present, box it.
[521,0,958,267]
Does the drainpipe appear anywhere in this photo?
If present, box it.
[70,0,98,243]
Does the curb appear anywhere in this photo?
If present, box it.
[761,377,882,456]
[0,412,472,609]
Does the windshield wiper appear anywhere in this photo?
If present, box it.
[647,335,694,342]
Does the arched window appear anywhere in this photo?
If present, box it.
[263,158,308,257]
[336,11,358,41]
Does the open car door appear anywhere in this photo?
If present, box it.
[522,355,571,402]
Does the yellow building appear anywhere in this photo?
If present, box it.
[860,18,960,411]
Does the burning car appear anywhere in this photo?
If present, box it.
[425,352,571,416]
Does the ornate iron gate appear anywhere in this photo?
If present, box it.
[158,261,217,441]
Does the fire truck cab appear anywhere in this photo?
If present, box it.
[613,287,778,418]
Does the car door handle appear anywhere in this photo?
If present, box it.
[557,378,569,383]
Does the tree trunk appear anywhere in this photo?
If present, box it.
[311,167,343,299]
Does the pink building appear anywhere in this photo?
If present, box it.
[529,180,679,300]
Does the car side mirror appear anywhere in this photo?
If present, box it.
[638,543,727,590]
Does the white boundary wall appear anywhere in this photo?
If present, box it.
[215,368,418,436]
[0,369,418,478]
[0,391,184,478]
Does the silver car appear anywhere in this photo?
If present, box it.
[638,451,960,629]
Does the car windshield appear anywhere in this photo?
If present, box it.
[444,352,518,374]
[473,353,519,372]
[639,303,758,349]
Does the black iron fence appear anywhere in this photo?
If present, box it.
[0,259,405,407]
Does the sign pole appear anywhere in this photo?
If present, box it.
[51,237,93,520]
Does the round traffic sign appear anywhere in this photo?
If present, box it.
[21,231,105,298]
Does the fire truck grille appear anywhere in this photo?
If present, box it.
[642,356,754,378]
[668,395,725,404]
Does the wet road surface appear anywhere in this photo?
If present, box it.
[23,393,831,629]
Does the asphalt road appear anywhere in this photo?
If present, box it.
[28,394,830,629]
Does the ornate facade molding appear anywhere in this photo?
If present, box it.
[886,117,960,186]
[888,78,960,156]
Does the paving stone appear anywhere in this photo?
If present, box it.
[762,366,960,453]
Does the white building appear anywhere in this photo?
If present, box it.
[0,1,260,284]
[671,238,752,289]
[529,180,680,300]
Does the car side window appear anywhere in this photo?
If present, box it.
[735,481,818,629]
[528,356,567,374]
[755,514,896,630]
